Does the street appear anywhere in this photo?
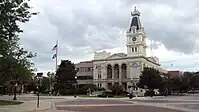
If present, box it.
[1,94,199,112]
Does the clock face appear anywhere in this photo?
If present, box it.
[132,37,136,41]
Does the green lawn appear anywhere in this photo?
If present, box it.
[113,96,127,98]
[79,95,98,98]
[79,95,127,98]
[0,100,23,106]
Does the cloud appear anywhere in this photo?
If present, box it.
[18,0,199,73]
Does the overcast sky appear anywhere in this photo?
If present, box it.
[19,0,199,73]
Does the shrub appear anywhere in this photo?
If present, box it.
[144,90,155,97]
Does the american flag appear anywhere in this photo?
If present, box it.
[52,44,57,51]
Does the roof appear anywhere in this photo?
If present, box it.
[75,61,93,68]
[112,53,127,57]
[147,57,159,64]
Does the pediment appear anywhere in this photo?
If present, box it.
[147,57,159,64]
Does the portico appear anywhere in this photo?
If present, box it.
[93,55,147,92]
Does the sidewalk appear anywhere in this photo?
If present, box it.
[78,96,153,100]
[0,100,52,112]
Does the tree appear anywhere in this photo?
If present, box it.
[0,0,38,95]
[0,48,36,86]
[25,79,37,93]
[0,0,37,56]
[110,84,123,96]
[189,73,199,90]
[180,74,190,93]
[40,76,50,93]
[77,84,97,94]
[54,60,77,95]
[138,67,164,90]
[164,72,198,95]
[47,72,55,92]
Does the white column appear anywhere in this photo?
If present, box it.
[119,66,122,80]
[112,66,114,84]
[127,63,131,79]
[104,64,107,79]
[119,65,122,85]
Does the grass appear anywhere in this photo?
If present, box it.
[79,95,127,98]
[113,96,127,98]
[0,100,23,106]
[79,95,98,98]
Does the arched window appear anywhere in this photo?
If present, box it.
[107,65,112,79]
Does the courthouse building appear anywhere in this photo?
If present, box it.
[75,8,167,92]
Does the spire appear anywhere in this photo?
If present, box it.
[129,6,141,32]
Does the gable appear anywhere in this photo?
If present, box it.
[147,57,159,64]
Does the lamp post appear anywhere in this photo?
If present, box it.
[74,76,77,98]
[36,72,43,108]
[129,79,133,99]
[13,83,18,100]
[0,54,3,95]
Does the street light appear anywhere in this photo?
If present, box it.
[74,76,77,98]
[36,72,43,108]
[129,79,133,99]
[13,83,18,100]
[0,54,3,95]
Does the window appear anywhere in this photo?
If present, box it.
[98,74,101,79]
[88,67,91,71]
[108,83,112,89]
[135,47,138,52]
[132,47,134,52]
[132,47,138,52]
[97,83,102,88]
[96,65,101,69]
[76,68,79,72]
[77,76,93,80]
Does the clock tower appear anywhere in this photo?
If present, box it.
[126,7,147,57]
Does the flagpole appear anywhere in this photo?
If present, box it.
[151,40,153,56]
[56,40,58,72]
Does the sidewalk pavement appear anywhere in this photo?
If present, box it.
[0,100,52,112]
[78,96,156,100]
